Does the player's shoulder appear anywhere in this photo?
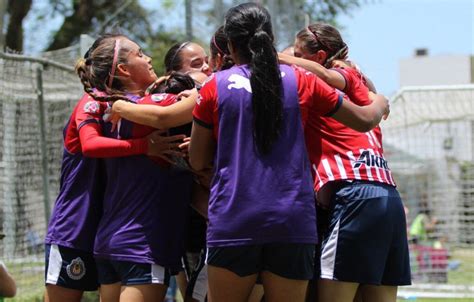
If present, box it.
[77,94,102,115]
[139,93,177,106]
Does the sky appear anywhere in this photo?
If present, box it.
[335,0,473,96]
[23,0,473,96]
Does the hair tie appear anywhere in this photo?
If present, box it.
[108,39,121,89]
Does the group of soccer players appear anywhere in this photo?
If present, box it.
[44,2,410,302]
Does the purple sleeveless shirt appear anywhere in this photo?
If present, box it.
[206,64,317,247]
[93,95,192,270]
[45,96,104,252]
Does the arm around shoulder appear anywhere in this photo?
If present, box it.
[331,93,389,132]
[112,89,198,129]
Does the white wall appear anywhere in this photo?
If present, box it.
[400,54,472,87]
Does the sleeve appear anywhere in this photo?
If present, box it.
[193,76,218,129]
[295,67,343,118]
[75,97,104,131]
[140,93,178,106]
[333,67,371,106]
[78,122,148,158]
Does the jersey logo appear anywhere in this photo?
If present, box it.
[66,257,86,280]
[226,72,287,93]
[151,94,166,103]
[353,150,389,170]
[196,94,202,105]
[227,74,252,92]
[83,101,100,114]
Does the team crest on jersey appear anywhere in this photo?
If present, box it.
[83,101,100,114]
[196,94,202,105]
[66,257,86,280]
[151,94,166,103]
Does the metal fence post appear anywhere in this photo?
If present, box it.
[35,64,51,225]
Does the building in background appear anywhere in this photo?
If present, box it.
[400,49,474,87]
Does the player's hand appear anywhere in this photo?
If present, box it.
[147,130,186,163]
[177,88,198,101]
[178,137,191,155]
[145,76,170,95]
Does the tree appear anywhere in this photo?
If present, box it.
[45,0,153,51]
[4,0,32,52]
[202,0,364,48]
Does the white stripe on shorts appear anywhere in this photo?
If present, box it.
[192,263,208,302]
[320,219,341,280]
[151,264,167,284]
[46,244,62,284]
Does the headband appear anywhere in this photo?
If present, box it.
[169,41,190,71]
[307,26,328,50]
[108,39,121,89]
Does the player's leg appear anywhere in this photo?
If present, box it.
[100,283,121,302]
[262,243,314,302]
[45,244,98,302]
[120,284,168,302]
[261,271,308,302]
[317,279,359,302]
[116,261,170,302]
[357,186,410,302]
[357,285,397,302]
[208,266,257,302]
[175,270,188,300]
[45,285,83,302]
[207,246,260,302]
[96,258,121,302]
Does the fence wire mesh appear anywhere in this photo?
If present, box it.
[0,51,82,300]
[383,85,474,299]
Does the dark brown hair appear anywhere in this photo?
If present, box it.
[75,34,134,102]
[164,41,191,74]
[210,25,234,71]
[296,23,348,68]
[224,2,282,154]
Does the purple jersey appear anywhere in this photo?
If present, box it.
[93,95,192,270]
[196,65,317,247]
[45,95,104,252]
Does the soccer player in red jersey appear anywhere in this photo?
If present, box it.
[280,23,411,302]
[44,34,187,302]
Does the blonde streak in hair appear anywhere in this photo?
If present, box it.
[74,58,87,74]
[324,45,348,68]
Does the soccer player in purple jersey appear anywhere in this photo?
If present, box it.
[44,34,187,302]
[188,3,389,302]
[65,34,198,302]
[189,3,388,301]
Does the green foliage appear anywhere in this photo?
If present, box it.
[145,28,186,76]
[46,0,153,50]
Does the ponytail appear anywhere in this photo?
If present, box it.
[248,29,282,154]
[224,3,283,154]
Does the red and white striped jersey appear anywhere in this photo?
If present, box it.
[306,66,396,191]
